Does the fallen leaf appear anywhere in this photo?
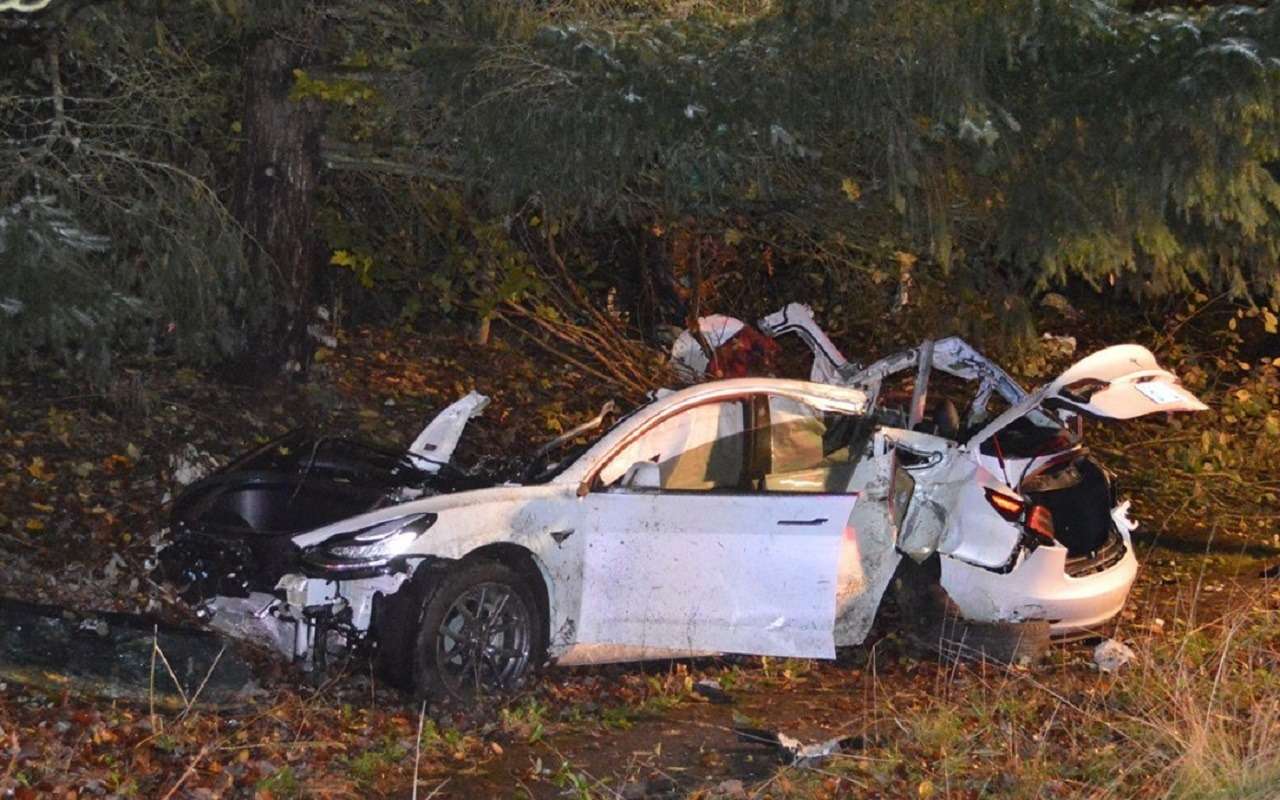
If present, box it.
[26,457,55,482]
[103,454,132,473]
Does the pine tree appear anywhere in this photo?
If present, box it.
[419,0,1280,304]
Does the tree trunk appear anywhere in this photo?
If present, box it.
[231,30,324,382]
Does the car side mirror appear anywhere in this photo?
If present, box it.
[620,461,661,491]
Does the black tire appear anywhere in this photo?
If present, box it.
[412,561,544,700]
[891,556,1050,666]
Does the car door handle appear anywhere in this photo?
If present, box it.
[777,518,828,526]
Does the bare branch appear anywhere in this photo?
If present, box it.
[321,148,459,182]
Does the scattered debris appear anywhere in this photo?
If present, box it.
[1093,638,1137,673]
[733,725,863,766]
[709,778,747,799]
[307,323,338,349]
[167,444,220,487]
[692,678,733,705]
[101,552,128,584]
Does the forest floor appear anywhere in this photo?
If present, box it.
[0,299,1277,799]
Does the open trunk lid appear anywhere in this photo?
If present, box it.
[969,344,1207,448]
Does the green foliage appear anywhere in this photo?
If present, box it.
[255,765,301,798]
[290,69,378,105]
[0,5,270,382]
[422,0,1280,305]
[290,68,386,142]
[990,3,1280,302]
[551,759,597,800]
[329,248,375,288]
[319,179,545,325]
[344,735,408,787]
[1160,300,1280,483]
[499,697,549,743]
[0,190,267,383]
[9,0,1279,379]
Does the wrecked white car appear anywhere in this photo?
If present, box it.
[756,303,1208,639]
[158,329,1203,697]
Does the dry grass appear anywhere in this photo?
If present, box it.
[736,584,1280,800]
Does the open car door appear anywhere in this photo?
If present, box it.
[575,392,866,660]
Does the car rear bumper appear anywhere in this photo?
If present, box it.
[939,531,1137,636]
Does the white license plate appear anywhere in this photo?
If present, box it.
[1135,381,1185,405]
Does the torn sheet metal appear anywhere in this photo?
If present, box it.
[734,726,863,766]
[757,302,857,383]
[875,428,1000,564]
[203,593,296,659]
[839,335,1032,431]
[832,453,903,646]
[408,391,490,471]
[669,315,746,380]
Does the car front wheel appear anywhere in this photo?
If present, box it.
[413,561,542,699]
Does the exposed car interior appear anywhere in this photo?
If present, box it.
[600,395,874,495]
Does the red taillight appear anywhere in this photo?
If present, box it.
[984,487,1025,521]
[986,488,1055,545]
[1026,504,1056,544]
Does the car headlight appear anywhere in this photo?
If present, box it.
[302,513,436,575]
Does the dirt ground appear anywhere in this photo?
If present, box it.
[1,319,1277,798]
